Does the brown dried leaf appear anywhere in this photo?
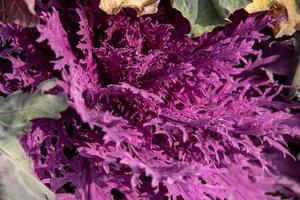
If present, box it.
[0,0,38,27]
[245,0,300,37]
[99,0,160,16]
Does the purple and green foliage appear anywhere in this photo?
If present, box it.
[1,0,300,199]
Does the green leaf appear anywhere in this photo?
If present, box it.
[0,78,68,135]
[0,79,68,200]
[172,0,251,37]
[0,137,56,200]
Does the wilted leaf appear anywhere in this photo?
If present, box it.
[171,0,251,37]
[244,0,270,11]
[245,0,300,37]
[0,0,38,27]
[99,0,160,16]
[0,79,68,200]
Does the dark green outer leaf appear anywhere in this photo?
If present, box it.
[172,0,251,37]
[0,78,68,136]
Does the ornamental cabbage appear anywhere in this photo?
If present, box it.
[0,0,300,199]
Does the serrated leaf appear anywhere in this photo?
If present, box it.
[245,0,300,37]
[0,79,68,200]
[99,0,160,16]
[171,0,251,37]
[0,0,38,27]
